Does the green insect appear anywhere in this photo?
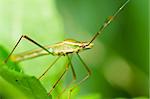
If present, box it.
[4,0,130,98]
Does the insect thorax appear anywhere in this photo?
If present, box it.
[50,39,93,56]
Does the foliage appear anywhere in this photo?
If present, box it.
[0,46,51,99]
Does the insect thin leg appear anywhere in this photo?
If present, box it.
[48,61,70,96]
[88,0,130,45]
[57,55,77,98]
[4,35,52,63]
[68,55,76,80]
[68,53,91,99]
[4,35,23,63]
[38,56,61,80]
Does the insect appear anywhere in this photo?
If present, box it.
[4,0,130,98]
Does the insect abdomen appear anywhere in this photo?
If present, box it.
[11,47,53,62]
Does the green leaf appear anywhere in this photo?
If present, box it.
[0,66,52,99]
[0,46,20,72]
[0,46,51,99]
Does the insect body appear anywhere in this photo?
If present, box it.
[4,0,130,98]
[11,39,93,62]
[44,39,93,56]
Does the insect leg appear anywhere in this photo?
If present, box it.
[68,53,91,99]
[4,35,52,63]
[68,55,76,81]
[48,59,70,96]
[38,56,61,80]
[57,55,76,98]
[88,0,130,45]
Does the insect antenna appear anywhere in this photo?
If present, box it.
[88,0,130,45]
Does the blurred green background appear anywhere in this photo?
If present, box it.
[0,0,149,99]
